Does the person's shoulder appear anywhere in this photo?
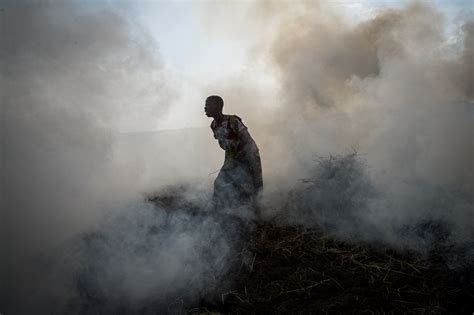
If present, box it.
[227,114,243,123]
[231,114,242,121]
[228,114,247,130]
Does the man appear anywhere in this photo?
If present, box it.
[204,95,263,214]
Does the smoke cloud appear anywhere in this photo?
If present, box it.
[196,0,473,263]
[247,2,473,184]
[0,1,181,312]
[1,0,173,247]
[1,2,250,313]
[253,1,473,262]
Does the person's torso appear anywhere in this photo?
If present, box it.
[211,115,258,160]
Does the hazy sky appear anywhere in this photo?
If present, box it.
[137,0,471,76]
[131,0,472,131]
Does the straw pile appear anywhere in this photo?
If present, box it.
[194,222,473,314]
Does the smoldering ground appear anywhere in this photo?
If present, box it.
[35,188,251,314]
[1,0,473,314]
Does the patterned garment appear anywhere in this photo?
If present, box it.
[210,115,263,210]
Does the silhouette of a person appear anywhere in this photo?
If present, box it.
[205,95,263,214]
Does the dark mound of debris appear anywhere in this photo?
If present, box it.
[194,222,473,314]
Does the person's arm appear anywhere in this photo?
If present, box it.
[226,116,250,154]
[212,119,234,151]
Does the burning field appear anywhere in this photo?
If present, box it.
[2,1,473,314]
[159,154,473,314]
[56,153,472,314]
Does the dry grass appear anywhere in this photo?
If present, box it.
[148,184,473,314]
[194,222,473,314]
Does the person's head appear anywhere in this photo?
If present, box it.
[204,95,224,118]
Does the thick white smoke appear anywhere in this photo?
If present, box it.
[1,2,251,313]
[1,0,172,252]
[0,1,214,313]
